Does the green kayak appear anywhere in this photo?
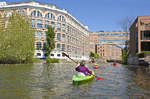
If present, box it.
[72,70,95,85]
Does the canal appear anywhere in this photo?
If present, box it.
[0,63,150,99]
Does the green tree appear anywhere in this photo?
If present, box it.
[45,25,55,57]
[89,52,99,59]
[122,48,128,64]
[0,12,35,64]
[94,53,99,59]
[89,52,95,58]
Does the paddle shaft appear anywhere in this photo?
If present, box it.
[62,52,78,64]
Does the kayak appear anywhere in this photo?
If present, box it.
[72,70,95,85]
[93,65,100,69]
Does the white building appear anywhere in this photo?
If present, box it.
[0,1,90,60]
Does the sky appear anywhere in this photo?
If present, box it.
[1,0,150,32]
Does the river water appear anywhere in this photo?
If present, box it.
[0,63,150,99]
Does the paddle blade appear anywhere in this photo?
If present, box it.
[96,77,104,80]
[62,52,69,57]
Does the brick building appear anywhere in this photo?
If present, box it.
[89,31,129,61]
[129,16,150,57]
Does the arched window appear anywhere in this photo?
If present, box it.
[31,10,42,17]
[45,13,55,20]
[57,15,65,22]
[37,11,42,17]
[31,10,36,17]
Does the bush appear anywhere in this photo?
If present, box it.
[137,51,150,58]
[46,57,59,63]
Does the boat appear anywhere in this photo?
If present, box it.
[72,70,95,85]
[93,63,100,69]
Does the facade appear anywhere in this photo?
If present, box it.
[89,31,129,61]
[0,1,90,60]
[129,16,150,57]
[96,44,122,61]
[89,32,99,53]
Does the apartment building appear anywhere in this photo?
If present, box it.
[129,16,150,57]
[89,31,129,61]
[0,1,90,60]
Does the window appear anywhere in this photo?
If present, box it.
[62,44,65,51]
[57,23,61,31]
[67,36,70,42]
[67,45,71,52]
[17,9,24,16]
[57,43,61,51]
[31,19,36,27]
[62,24,65,32]
[31,10,36,17]
[31,10,42,17]
[51,22,55,28]
[43,42,46,50]
[45,13,55,20]
[57,33,61,41]
[62,34,65,42]
[140,22,144,26]
[43,31,46,40]
[36,42,41,50]
[57,15,65,22]
[51,54,54,56]
[37,11,42,17]
[45,21,49,28]
[67,26,70,33]
[57,54,60,57]
[37,20,42,28]
[37,53,41,56]
[37,31,42,40]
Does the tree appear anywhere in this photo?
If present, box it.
[0,12,35,64]
[45,25,55,57]
[89,52,95,58]
[122,48,128,64]
[117,16,135,31]
[89,52,99,59]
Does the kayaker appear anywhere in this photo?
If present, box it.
[93,63,100,69]
[113,62,117,66]
[90,58,95,63]
[75,61,92,76]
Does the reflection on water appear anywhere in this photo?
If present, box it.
[0,63,150,99]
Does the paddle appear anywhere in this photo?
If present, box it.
[62,52,104,80]
[62,52,78,64]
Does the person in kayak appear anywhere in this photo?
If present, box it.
[75,61,92,76]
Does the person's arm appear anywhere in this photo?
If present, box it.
[75,66,79,72]
[86,67,92,75]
